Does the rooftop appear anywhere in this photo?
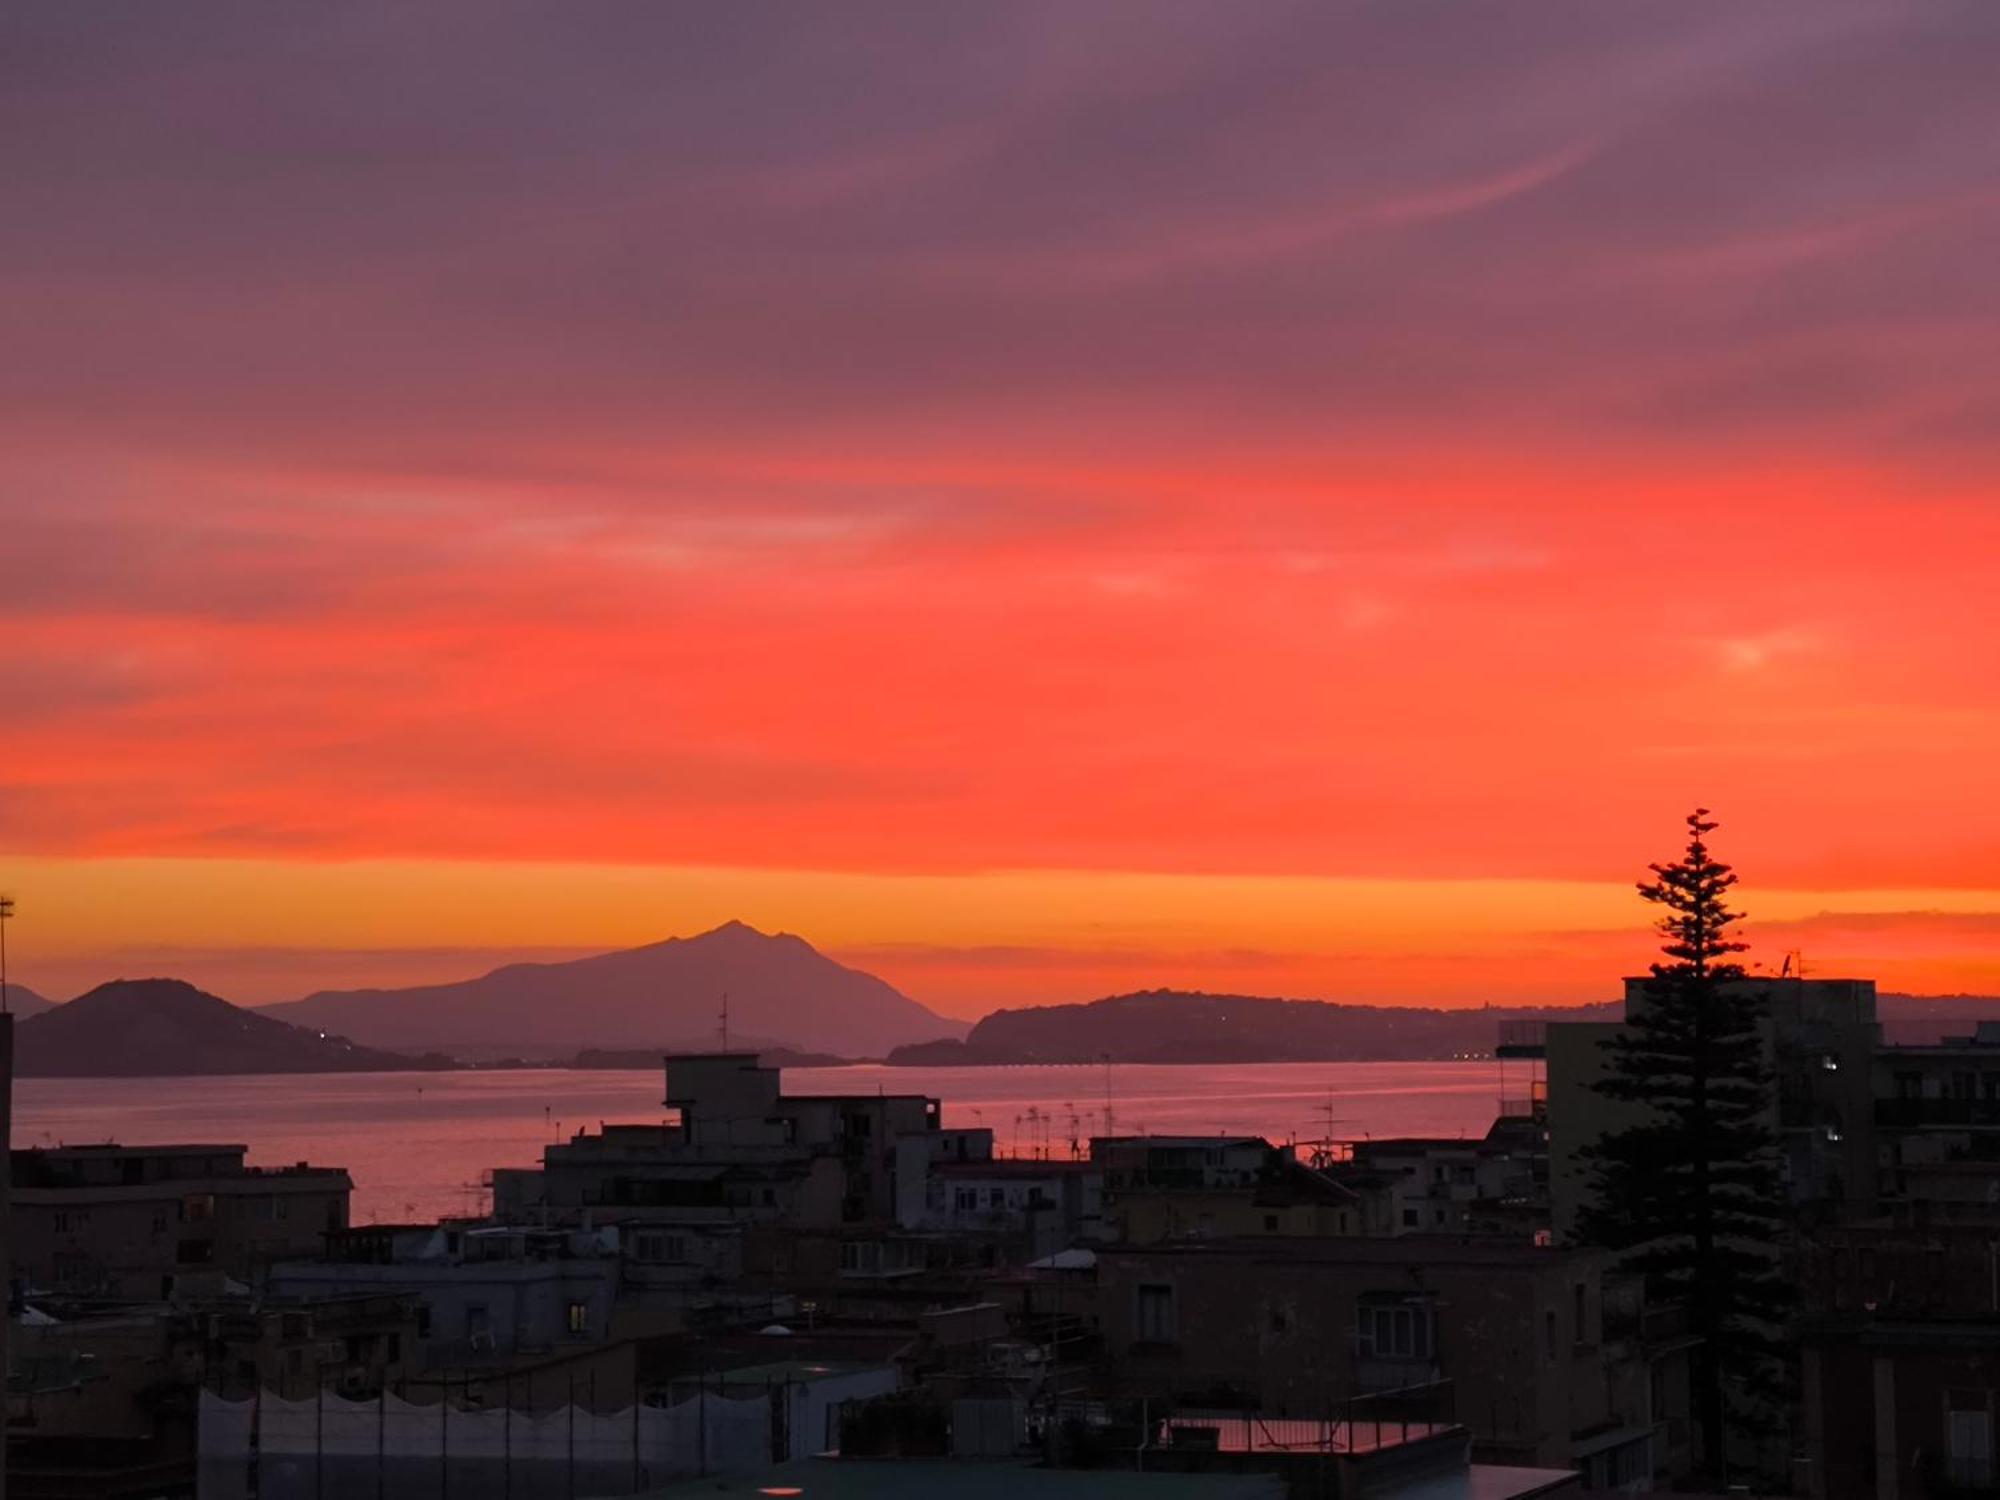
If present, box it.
[1102,1235,1588,1268]
[698,1358,885,1386]
[18,1142,246,1156]
[932,1159,1094,1178]
[1162,1413,1453,1456]
[641,1458,1284,1499]
[1093,1136,1271,1149]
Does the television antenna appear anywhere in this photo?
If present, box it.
[1301,1091,1351,1170]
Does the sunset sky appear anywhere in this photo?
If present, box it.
[6,4,2000,1015]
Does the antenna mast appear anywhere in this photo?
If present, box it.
[718,992,730,1050]
[0,894,13,1014]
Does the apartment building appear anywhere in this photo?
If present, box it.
[493,1053,947,1230]
[267,1223,627,1368]
[906,1157,1106,1259]
[10,1143,351,1299]
[1799,1223,2000,1499]
[1098,1235,1690,1486]
[1350,1114,1547,1239]
[1548,977,1879,1239]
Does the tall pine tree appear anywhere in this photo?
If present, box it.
[1578,809,1790,1484]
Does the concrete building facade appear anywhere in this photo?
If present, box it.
[267,1224,627,1369]
[1548,977,1879,1240]
[1098,1235,1688,1483]
[10,1143,351,1300]
[494,1053,947,1231]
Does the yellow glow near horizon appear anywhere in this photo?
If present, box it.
[7,854,2000,1015]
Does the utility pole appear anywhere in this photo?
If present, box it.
[1,1001,11,1500]
[1,896,16,1500]
[0,894,13,1014]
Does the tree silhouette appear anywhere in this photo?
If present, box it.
[1578,809,1789,1484]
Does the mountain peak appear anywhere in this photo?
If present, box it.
[685,919,814,953]
[72,977,230,1012]
[267,923,963,1060]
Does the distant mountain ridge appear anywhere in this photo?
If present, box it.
[13,978,448,1077]
[887,986,2000,1065]
[261,920,964,1061]
[886,989,1625,1064]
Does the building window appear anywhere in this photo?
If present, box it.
[54,1252,93,1287]
[1136,1283,1177,1345]
[183,1194,215,1223]
[955,1188,977,1211]
[1356,1296,1432,1360]
[1263,1214,1280,1232]
[1401,1209,1418,1228]
[566,1301,590,1336]
[1948,1395,1994,1487]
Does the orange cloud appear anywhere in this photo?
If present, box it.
[5,6,2000,1009]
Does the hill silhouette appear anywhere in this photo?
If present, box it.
[262,920,964,1061]
[885,988,1625,1064]
[14,978,447,1077]
[2,983,55,1020]
[886,986,2000,1064]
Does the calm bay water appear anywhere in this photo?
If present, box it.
[11,1060,1513,1224]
